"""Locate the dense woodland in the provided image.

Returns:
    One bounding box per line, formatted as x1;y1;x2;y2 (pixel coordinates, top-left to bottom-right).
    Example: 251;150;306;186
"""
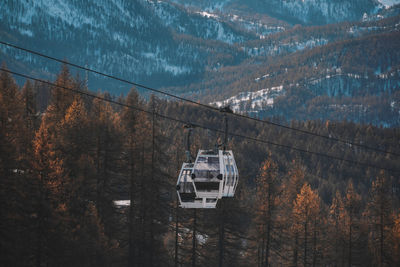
1;65;400;267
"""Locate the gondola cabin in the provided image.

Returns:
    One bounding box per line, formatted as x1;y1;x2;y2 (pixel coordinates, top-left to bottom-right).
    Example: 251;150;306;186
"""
191;150;223;199
176;162;218;208
176;149;239;209
220;150;239;197
191;150;239;199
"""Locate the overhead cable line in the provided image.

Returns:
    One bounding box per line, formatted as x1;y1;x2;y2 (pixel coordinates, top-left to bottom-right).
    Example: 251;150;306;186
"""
2;67;399;174
1;40;399;157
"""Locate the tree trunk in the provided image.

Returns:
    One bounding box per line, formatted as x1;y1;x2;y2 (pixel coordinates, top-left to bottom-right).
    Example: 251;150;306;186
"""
192;209;197;267
128;139;136;267
139;144;146;266
348;223;352;267
36;172;44;267
219;201;225;267
149;103;156;266
380;210;384;267
304;220;308;267
265;188;272;267
312;220;317;267
261;236;265;267
175;148;180;267
265;222;271;267
175;198;179;267
293;234;298;267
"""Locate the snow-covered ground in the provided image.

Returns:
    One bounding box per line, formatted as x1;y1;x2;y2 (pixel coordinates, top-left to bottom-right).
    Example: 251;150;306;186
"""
212;66;400;114
212;85;284;112
114;200;130;207
242;37;328;57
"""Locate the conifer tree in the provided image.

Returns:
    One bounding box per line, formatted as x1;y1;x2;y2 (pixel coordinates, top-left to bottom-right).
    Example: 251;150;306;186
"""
343;181;362;266
390;213;400;265
280;163;305;266
120;88;140;266
0;67;29;266
328;190;346;266
254;158;280;267
21;79;38;143
366;172;394;267
292;183;321;267
90;97;123;243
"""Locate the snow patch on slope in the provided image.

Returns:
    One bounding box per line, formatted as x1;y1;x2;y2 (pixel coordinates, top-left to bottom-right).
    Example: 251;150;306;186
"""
197;11;219;19
212;86;284;112
243;37;328;57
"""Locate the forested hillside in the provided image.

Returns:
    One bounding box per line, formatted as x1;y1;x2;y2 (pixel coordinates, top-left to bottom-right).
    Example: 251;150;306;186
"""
173;22;400;126
1;66;399;266
1;1;400;126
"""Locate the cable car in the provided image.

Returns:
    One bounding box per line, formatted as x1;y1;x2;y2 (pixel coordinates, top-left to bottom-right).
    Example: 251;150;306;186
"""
191;149;239;199
220;149;239;197
176;106;238;209
176;162;219;208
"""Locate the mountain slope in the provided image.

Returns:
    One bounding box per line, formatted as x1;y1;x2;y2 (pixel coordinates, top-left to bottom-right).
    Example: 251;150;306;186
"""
1;0;400;126
165;20;400;126
0;0;251;92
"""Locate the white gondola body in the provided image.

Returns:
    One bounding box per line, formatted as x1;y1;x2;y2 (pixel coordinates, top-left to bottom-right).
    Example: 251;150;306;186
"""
192;150;224;199
176;162;218;208
176;150;239;208
220;150;239;197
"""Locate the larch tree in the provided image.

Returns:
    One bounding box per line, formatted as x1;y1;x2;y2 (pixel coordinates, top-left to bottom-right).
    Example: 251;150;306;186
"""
32;114;57;267
146;95;173;266
90;97;123;242
254;158;280;267
30;67;109;266
292;183;321;267
280;162;305;266
50;64;76;121
0;66;31;266
328;190;346;267
343;181;362;266
50;96;107;266
120;88;140;267
21;79;38;147
390;213;400;265
365;172;394;267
